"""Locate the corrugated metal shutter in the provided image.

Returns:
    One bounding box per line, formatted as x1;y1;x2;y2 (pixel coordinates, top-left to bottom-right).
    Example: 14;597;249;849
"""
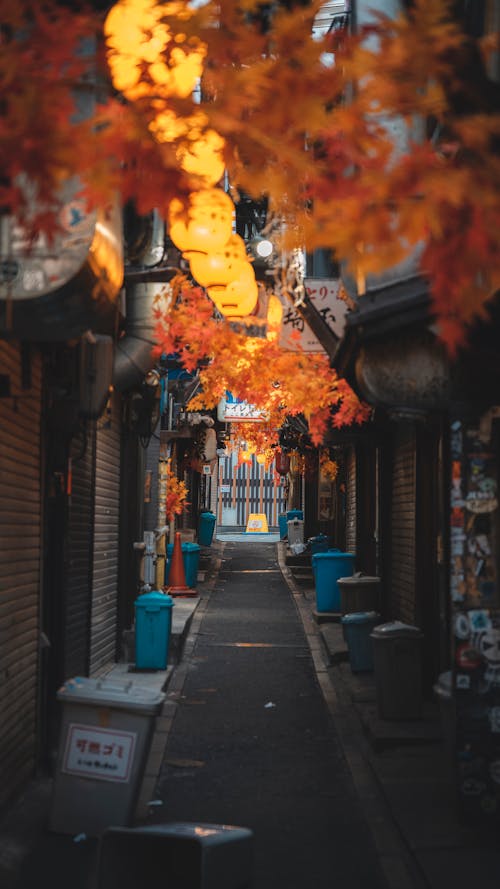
345;447;357;554
390;424;416;624
89;393;121;675
0;341;42;809
64;424;96;678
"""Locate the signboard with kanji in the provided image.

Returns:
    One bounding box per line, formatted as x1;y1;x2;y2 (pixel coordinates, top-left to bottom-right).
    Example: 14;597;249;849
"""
62;724;137;783
278;277;349;352
217;392;267;423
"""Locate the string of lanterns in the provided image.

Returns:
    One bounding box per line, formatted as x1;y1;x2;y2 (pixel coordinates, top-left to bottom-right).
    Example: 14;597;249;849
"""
104;0;276;321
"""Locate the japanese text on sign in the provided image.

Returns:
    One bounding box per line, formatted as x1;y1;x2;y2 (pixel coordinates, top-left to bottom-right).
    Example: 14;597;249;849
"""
279;278;349;352
62;724;136;783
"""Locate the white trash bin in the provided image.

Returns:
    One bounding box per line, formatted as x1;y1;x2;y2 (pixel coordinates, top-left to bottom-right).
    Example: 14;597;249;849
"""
287;519;304;545
49;676;165;836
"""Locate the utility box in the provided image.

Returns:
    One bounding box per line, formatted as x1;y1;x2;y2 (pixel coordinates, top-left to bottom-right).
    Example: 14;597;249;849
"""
96;822;254;889
371;621;424;720
49;677;165;836
337;573;381;615
135;590;174;670
287;518;304;545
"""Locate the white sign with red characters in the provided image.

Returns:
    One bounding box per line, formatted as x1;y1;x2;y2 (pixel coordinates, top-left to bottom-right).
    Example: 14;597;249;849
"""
62;723;136;783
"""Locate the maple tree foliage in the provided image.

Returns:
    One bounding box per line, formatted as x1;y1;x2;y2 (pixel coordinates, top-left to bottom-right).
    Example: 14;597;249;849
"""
1;0;499;350
153;274;372;446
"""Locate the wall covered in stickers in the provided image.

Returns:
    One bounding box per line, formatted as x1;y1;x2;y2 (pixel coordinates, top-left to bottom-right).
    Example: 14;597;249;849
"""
450;416;500;819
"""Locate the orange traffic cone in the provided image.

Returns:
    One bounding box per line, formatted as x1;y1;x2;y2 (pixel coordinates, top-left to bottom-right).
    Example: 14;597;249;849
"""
165;531;197;598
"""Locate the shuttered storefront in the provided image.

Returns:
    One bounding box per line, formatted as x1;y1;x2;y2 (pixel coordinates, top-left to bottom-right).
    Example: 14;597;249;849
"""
390;424;417;624
345;446;357;555
0;342;42;809
89;394;121;675
63;424;96;678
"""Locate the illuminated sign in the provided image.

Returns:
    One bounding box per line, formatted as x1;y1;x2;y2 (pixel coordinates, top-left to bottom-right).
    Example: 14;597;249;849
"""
217;392;267;423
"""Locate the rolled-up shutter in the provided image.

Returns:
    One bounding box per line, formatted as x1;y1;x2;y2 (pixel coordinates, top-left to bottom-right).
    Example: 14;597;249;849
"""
0;341;42;808
390;424;416;624
64;424;96;678
89;393;121;675
345;447;357;555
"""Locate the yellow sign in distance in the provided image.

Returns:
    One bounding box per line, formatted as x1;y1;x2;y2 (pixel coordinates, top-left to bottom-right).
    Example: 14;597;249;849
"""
246;513;269;533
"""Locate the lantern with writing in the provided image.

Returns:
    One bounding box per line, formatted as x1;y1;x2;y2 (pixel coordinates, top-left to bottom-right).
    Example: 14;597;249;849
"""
275;450;290;475
207;263;259;318
187;234;249;288
167;189;234;254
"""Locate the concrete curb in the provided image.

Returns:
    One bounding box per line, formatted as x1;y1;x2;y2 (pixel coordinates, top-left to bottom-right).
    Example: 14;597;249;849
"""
276;541;427;889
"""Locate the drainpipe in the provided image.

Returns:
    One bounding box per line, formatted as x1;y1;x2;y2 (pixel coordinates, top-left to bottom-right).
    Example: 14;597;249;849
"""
113;211;173;392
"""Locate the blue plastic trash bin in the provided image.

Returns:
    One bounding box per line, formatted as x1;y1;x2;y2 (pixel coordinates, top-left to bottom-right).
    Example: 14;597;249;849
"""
286;509;303;522
312;550;355;612
135;591;174;670
278;514;288;540
165;542;201;588
309;534;329;554
341;611;381;672
198;511;216;546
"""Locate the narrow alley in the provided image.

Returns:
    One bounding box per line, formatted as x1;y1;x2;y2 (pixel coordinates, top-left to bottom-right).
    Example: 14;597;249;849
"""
151;539;388;889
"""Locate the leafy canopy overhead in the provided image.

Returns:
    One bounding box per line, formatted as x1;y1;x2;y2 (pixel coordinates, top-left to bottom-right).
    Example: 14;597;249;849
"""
1;0;500;349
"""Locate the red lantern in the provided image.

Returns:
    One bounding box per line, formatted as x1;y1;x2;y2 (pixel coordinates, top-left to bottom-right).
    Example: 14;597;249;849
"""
275;450;290;475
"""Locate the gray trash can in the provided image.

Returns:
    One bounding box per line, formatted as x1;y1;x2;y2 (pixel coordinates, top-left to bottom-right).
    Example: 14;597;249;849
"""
96;822;254;889
49;676;165;836
371;621;423;720
337;573;381;615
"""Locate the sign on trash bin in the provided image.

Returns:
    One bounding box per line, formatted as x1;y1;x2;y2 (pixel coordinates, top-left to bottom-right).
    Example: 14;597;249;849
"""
62;725;136;782
49;677;165;836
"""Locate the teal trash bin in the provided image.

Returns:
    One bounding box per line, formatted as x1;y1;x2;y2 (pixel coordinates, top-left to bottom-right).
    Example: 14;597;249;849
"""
286;509;303;522
278;514;288;539
198;511;216;546
165;542;201;588
312;550;355;612
341;611;381;672
135;591;174;670
309;534;329;554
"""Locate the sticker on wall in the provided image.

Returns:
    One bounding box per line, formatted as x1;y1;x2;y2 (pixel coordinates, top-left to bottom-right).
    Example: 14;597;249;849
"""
488;707;500;733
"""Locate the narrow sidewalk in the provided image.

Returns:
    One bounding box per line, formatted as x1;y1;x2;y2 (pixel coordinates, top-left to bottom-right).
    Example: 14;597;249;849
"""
279;543;500;889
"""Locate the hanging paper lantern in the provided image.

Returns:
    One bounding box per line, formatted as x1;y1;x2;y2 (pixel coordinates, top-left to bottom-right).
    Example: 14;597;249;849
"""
187;234;249;289
266;293;283;341
207;263;259;318
104;0;206;102
177;128;226;187
275;450;290;475
167;189;234;253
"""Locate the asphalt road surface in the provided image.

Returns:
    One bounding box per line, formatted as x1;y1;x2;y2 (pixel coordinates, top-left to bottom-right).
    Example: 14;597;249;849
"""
153;540;388;889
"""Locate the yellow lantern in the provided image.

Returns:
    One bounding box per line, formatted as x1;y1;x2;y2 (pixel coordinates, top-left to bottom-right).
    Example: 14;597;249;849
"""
177;128;226;187
167;189;234;253
207;263;259;318
187;234;249;288
266;293;283;341
104;0;206;102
